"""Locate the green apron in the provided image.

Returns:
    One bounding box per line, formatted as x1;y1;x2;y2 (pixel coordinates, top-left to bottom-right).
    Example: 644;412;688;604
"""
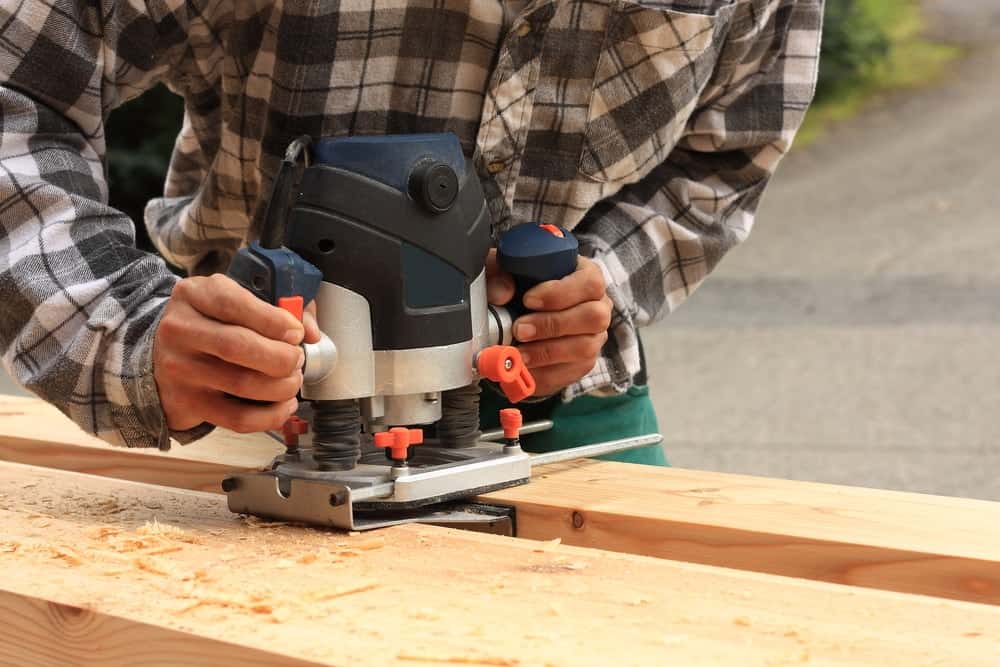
478;385;668;466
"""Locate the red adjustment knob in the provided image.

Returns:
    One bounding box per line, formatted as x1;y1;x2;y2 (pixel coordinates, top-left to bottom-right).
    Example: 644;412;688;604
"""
281;416;309;448
538;223;565;238
374;427;424;462
499;408;522;440
477;346;536;403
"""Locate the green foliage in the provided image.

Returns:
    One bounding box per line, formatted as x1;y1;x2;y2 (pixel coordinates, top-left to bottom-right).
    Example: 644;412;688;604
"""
105;85;184;252
816;0;891;101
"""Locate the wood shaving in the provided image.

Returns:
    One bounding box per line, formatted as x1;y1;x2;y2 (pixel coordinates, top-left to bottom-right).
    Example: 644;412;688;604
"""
49;547;85;566
733;616;751;627
0;541;19;553
352;536;385;551
532;538;561;553
397;654;520;666
243;516;291;529
132;557;171;576
296;552;318;564
142;545;184;557
308;583;379;602
138;518;199;543
89;526;123;540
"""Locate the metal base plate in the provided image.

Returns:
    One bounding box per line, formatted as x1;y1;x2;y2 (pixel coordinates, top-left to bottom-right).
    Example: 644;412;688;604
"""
223;441;531;530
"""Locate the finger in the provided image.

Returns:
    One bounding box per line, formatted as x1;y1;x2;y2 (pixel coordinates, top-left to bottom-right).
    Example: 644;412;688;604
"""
530;361;599;398
522;256;606;311
514;298;612;342
162;353;303;402
485;249;515;306
201;393;299;434
160;383;298;433
159;305;304;378
518;332;608;369
303;302;321;344
174;274;304;345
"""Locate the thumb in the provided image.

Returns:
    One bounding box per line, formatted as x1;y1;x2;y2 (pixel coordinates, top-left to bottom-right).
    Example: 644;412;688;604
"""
303;302;321;344
485;249;515;305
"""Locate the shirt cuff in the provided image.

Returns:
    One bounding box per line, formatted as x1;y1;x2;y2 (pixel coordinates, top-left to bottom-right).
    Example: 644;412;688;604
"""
562;255;642;402
112;297;215;450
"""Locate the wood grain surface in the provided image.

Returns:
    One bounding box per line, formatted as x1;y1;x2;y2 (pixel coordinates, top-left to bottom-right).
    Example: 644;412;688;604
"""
2;461;998;666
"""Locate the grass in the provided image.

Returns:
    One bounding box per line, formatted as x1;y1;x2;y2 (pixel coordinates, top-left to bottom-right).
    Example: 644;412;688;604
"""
796;1;962;146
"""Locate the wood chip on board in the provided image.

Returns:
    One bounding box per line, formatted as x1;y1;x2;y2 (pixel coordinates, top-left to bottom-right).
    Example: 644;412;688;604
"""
397;654;520;665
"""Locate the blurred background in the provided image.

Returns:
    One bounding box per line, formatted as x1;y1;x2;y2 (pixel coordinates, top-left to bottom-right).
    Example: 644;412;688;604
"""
2;0;997;499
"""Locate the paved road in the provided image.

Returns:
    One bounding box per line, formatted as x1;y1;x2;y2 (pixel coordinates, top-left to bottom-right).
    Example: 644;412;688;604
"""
644;0;1000;500
4;2;998;500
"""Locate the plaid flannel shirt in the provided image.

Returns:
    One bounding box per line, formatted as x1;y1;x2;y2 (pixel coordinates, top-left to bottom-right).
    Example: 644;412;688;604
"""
0;0;823;448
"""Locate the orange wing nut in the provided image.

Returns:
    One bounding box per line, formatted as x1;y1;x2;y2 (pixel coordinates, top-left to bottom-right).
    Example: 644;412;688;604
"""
374;427;424;461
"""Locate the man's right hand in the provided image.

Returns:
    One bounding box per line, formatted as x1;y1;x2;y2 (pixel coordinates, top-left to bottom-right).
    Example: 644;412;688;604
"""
153;274;306;433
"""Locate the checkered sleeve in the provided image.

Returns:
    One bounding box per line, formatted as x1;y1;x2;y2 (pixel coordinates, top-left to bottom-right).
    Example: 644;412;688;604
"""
567;0;823;399
0;1;195;448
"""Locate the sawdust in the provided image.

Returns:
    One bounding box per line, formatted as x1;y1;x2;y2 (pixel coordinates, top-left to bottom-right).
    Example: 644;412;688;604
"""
137;518;200;543
397;654;520;665
242;516;292;529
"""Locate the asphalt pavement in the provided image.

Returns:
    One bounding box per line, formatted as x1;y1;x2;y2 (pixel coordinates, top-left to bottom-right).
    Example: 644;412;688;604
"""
643;0;1000;500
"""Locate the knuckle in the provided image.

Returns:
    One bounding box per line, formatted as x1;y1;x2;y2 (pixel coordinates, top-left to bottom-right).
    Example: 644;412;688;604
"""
158;352;185;377
586;270;606;297
279;345;303;376
541;313;561;338
228;411;256;434
157;311;183;339
269;411;290;431
584;334;605;358
214;331;246;362
208;273;232;290
591;301;612;329
229;370;255;399
531;343;553;366
172;278;195;300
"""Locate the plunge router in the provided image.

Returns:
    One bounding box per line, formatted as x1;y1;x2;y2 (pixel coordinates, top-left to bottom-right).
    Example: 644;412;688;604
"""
222;134;660;532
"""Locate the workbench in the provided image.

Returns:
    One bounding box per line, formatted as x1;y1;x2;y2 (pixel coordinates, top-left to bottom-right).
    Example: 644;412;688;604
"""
2;394;998;666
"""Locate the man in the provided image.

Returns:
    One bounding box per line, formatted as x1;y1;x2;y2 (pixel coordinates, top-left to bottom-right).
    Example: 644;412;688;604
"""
0;1;823;462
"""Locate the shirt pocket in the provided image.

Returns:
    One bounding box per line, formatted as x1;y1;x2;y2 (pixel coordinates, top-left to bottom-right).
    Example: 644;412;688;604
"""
579;0;733;184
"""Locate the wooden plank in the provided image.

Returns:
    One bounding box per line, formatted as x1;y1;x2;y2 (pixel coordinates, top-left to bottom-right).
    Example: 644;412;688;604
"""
0;591;320;667
4;395;1000;605
2;461;998;666
488;460;1000;605
0;395;278;493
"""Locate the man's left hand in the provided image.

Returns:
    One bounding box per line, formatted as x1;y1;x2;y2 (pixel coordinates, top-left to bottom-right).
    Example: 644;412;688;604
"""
486;250;612;397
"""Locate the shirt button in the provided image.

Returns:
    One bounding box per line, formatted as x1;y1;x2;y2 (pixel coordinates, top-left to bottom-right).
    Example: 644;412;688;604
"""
487;160;507;174
516;22;532;37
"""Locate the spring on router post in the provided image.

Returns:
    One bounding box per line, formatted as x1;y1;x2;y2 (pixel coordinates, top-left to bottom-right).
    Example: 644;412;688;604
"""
311;399;362;470
436;383;482;448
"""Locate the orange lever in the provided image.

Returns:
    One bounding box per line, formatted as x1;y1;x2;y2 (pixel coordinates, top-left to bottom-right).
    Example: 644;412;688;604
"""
477;346;536;403
277;295;305;321
374;427;424;462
